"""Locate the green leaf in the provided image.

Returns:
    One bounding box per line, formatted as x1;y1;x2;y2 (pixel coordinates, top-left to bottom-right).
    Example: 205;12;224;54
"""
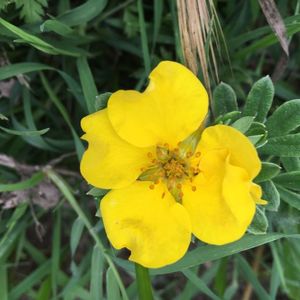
281;157;300;172
255;162;281;183
182;269;221;300
247;207;268;234
215;111;241;125
0;18;81;56
106;266;121;300
76;57;98;114
273;171;300;191
243;76;274;122
266;99;300;137
0;125;49;136
212;82;238;118
259;133;300;156
0;172;44;192
231;116;255;133
90;246;105;300
152;233;300;275
87;187;109;197
15;0;48;23
70;218;85;256
0;265;8;300
276;185;300;211
57;0;108;27
261;181;280;212
236;255;271;300
6;202;28;230
95;92;112;111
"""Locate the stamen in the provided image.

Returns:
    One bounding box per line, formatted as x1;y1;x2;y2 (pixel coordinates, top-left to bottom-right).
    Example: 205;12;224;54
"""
154;179;160;185
195;151;201;157
179;191;184;198
176;183;182;189
163;143;169;148
186;151;193;158
192;186;197;192
149;184;155;190
161;192;165;199
151;159;157;164
147;152;153;158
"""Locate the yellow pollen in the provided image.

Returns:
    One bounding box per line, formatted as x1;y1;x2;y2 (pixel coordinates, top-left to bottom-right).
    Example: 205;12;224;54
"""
195;151;201;157
151;159;157;164
163;143;169;148
154;179;160;184
147;152;153;158
176;183;182;189
192;186;197;192
149;184;155;190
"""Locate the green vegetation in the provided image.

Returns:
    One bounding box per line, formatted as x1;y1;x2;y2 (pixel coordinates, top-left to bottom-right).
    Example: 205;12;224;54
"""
0;1;300;299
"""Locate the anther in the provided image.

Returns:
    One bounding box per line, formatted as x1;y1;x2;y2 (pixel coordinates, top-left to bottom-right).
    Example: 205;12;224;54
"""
186;151;193;158
176;183;182;189
147;152;153;158
179;191;184;198
154;179;160;184
151;159;157;163
192;186;197;192
161;192;165;199
163;143;169;148
149;184;155;190
195;151;201;157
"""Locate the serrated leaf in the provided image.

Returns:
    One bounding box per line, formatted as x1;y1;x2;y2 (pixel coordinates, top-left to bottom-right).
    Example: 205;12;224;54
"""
260;180;280;211
15;0;48;23
212;82;238;118
95;92;112;111
255;162;281;183
273;171;300;191
266;99;300;137
248;206;268;234
259;133;300;156
243;76;274;122
231;116;255;133
276;185;300;211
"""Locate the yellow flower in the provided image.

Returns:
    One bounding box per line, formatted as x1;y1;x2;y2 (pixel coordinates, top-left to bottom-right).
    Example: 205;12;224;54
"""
80;61;266;268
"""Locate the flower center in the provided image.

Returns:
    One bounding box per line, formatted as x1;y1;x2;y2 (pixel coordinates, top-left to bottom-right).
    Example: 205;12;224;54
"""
139;143;201;202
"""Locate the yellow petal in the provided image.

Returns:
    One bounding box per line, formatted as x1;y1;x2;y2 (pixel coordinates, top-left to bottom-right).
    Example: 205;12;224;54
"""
100;181;191;268
108;61;208;148
80;109;152;189
182;150;255;245
198;125;261;179
250;183;268;205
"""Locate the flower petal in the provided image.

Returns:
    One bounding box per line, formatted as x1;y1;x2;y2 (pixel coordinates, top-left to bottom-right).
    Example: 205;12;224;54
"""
100;181;191;268
80;109;152;189
198;125;261;179
250;183;268;205
182;150;255;245
108;61;208;148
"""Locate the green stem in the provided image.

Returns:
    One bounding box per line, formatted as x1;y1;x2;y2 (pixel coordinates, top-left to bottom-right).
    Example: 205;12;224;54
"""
135;263;154;300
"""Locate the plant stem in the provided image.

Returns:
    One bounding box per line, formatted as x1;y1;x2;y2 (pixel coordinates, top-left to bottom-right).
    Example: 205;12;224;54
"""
135;263;154;300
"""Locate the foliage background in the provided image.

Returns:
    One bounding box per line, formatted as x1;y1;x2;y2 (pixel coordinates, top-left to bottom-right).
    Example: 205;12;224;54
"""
0;0;300;299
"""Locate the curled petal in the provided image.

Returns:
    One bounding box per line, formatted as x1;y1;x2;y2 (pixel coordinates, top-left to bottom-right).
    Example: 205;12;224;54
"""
80;109;152;189
183;150;255;245
108;61;208;148
197;125;261;179
100;181;191;268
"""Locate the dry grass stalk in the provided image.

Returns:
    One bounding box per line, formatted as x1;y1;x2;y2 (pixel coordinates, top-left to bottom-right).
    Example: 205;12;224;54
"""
177;0;224;100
